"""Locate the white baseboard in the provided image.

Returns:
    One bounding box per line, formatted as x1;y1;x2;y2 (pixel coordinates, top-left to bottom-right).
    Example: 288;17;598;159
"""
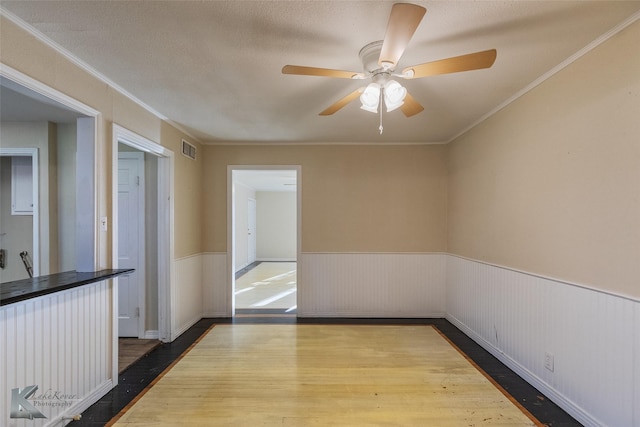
171;314;202;342
446;314;600;427
144;330;159;339
445;255;637;427
45;379;114;427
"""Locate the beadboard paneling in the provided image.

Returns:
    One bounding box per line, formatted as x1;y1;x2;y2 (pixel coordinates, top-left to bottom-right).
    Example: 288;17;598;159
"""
0;280;113;427
173;254;204;340
299;253;446;317
202;253;229;317
446;255;639;427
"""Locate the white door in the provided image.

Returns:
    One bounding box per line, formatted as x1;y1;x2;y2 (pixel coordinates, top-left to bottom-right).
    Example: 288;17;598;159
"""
248;198;257;264
118;152;145;337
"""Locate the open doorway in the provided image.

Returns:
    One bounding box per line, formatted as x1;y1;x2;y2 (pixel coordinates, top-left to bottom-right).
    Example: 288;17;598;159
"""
229;167;300;316
112;124;174;349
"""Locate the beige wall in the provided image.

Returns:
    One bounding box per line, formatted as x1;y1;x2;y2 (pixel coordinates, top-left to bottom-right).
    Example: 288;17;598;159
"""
163;122;203;258
0;157;33;281
1;15;205;265
0;122;60;277
447;20;640;298
203;144;448;253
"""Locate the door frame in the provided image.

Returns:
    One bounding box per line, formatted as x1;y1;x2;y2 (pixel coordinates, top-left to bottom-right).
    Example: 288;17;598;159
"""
116;151;146;338
1;63;100;274
0;148;39;277
112;124;175;347
227;165;301;316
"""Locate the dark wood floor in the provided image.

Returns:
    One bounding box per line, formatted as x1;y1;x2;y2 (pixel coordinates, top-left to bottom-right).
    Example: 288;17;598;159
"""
71;317;582;427
118;338;160;373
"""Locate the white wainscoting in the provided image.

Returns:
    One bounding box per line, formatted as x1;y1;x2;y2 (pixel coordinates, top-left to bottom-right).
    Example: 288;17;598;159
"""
0;280;114;427
202;252;229;317
299;253;446;317
446;255;639;427
173;254;204;340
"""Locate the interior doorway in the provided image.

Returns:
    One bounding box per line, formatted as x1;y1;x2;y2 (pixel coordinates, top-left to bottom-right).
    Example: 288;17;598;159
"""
1;68;99;279
117;151;146;337
112;125;174;343
229;167;301;316
0;149;38;281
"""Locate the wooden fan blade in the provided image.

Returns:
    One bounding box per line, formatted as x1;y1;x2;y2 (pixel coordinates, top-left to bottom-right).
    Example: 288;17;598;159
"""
282;65;362;79
378;3;426;68
319;88;363;116
402;49;497;79
400;92;424;117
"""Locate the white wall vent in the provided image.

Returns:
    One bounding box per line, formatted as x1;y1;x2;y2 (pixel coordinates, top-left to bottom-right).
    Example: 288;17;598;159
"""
181;139;196;160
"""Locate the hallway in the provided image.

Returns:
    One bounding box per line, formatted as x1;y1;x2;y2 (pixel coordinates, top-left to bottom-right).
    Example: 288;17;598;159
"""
235;262;297;313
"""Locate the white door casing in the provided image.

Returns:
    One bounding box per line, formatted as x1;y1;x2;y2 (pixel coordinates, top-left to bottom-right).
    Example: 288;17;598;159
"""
112;123;174;353
117;152;145;338
228;166;301;316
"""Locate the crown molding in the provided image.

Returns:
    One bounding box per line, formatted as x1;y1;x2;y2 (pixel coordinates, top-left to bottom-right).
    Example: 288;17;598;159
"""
0;7;202;142
447;8;640;144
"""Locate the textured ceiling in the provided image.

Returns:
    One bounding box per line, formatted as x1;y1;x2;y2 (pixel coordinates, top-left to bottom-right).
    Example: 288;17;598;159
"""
1;1;639;144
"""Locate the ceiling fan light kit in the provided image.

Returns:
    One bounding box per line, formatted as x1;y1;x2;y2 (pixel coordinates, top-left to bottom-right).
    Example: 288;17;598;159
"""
282;2;497;133
359;83;381;113
383;80;407;112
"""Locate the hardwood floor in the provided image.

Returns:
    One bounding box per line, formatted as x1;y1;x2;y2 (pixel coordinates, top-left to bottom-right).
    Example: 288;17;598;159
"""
72;318;581;427
118;339;161;373
110;325;540;426
235;262;297;311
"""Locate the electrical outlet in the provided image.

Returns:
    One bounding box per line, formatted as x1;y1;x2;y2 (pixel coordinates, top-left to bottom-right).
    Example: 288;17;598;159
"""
544;352;554;372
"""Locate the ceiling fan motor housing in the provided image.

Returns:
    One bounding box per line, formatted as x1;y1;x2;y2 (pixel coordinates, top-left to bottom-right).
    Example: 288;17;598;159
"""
359;40;387;73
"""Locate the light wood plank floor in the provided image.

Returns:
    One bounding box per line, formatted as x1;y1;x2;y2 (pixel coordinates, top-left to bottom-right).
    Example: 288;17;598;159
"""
110;325;540;426
235;262;297;310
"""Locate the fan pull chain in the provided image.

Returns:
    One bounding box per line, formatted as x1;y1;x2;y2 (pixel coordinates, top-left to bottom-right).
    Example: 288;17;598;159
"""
379;90;384;134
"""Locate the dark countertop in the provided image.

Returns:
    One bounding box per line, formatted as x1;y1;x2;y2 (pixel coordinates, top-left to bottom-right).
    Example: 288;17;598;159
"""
1;269;134;306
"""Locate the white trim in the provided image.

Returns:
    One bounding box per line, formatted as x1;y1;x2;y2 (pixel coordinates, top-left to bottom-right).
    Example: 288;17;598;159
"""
228;165;302;317
301;251;447;255
0;63;99;117
0;11;154;116
0;8;201;142
144;330;160;340
446;314;600;427
205;140;448;146
112;124;175;348
171;314;202;342
447;9;640;144
174;253;204;262
0;64;100;276
46;379;114;427
158;158;175;343
448;253;640;304
3;6;638;148
0;148;39;277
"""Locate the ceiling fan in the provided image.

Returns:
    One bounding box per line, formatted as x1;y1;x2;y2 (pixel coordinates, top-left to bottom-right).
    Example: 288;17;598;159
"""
282;3;497;126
